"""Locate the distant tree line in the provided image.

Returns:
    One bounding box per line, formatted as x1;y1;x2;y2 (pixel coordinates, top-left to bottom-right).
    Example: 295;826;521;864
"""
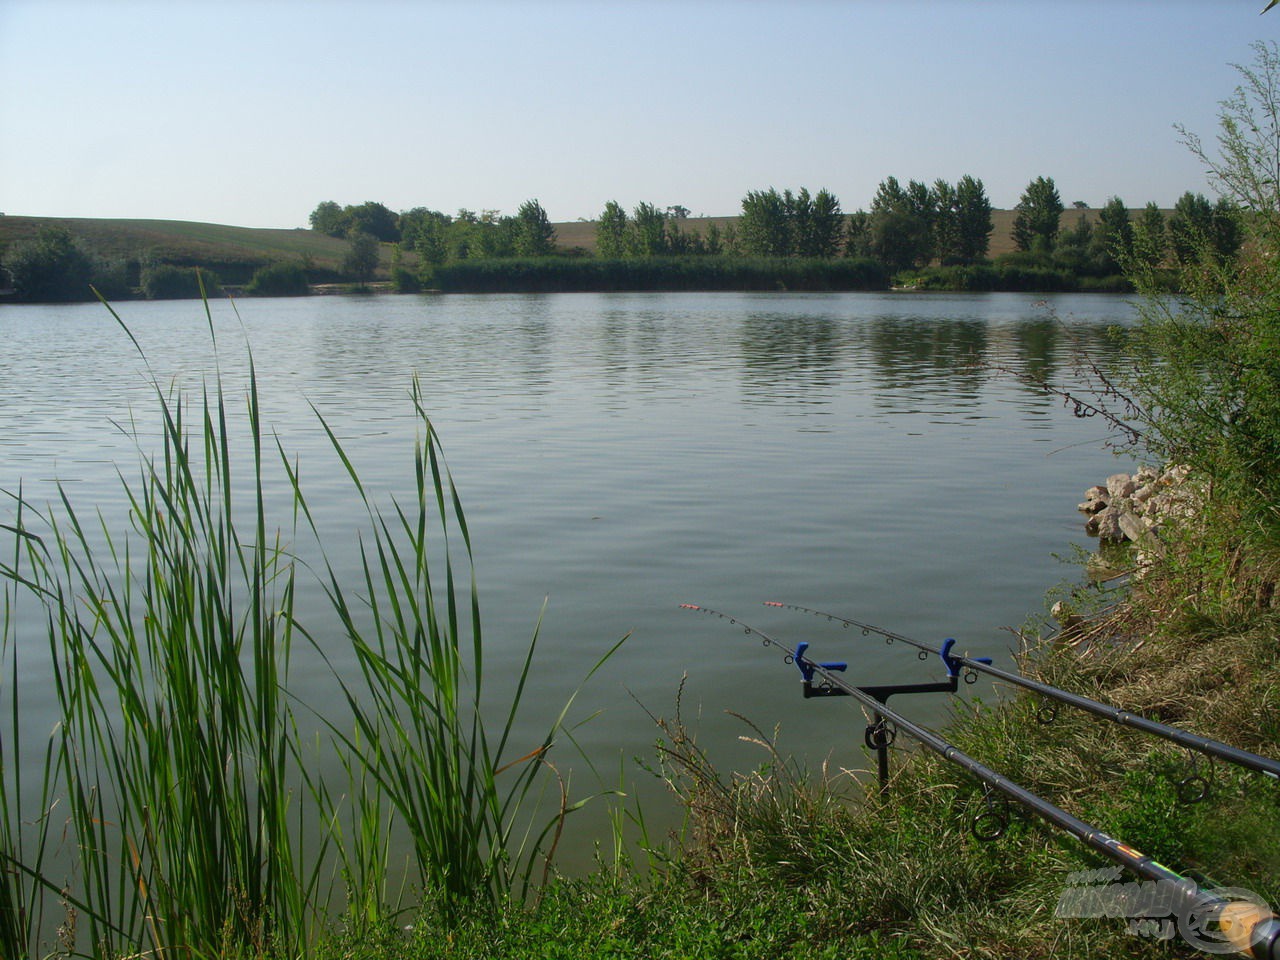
307;198;558;291
0;175;1246;302
588;176;1243;293
296;175;1245;294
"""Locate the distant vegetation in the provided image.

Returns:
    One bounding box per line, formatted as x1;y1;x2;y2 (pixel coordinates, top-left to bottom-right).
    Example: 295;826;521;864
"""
0;176;1242;301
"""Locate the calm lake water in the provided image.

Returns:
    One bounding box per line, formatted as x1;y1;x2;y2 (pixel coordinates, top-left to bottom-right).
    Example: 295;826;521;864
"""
1;290;1137;863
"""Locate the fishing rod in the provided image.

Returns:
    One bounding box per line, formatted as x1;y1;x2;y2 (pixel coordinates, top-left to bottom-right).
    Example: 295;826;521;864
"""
681;603;1280;960
766;601;1280;784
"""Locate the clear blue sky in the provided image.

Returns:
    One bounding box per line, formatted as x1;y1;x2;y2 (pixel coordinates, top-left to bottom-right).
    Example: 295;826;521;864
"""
2;0;1277;228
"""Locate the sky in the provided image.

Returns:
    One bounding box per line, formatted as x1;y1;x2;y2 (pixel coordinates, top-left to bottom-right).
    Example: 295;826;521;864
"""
2;0;1278;229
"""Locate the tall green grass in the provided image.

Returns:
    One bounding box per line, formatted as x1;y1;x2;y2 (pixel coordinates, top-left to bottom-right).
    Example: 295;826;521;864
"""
0;293;618;957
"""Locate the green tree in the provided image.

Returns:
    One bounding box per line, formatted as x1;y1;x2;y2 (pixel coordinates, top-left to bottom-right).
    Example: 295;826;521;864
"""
1131;202;1168;272
739;188;792;256
1167;192;1241;268
410;211;451;266
398;207;449;249
1012;176;1064;253
703;221;724;256
931;179;959;264
309;200;348;238
4;227;94;302
596;201;629;258
342;231;381;284
953;175;993;263
628;202;669;256
515;199;556;257
795;188;844;258
346;201;400;243
1095;196;1134;273
844;210;871;258
867;177;932;271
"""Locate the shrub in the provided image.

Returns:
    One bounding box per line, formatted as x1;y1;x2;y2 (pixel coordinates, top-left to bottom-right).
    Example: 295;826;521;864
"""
4;227;95;302
245;260;310;296
139;263;220;299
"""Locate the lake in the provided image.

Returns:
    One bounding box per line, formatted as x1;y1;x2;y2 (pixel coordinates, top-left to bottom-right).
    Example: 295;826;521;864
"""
0;290;1137;865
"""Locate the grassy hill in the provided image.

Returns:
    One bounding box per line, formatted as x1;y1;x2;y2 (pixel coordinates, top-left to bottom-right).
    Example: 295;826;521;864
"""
0;216;361;284
0;207;1127;286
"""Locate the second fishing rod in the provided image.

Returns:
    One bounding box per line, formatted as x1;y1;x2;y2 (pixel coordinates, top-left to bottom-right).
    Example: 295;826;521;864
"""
766;601;1280;783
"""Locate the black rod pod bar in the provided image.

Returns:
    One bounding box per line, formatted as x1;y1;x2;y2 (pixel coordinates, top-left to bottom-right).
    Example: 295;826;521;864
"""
765;602;1280;782
681;603;1280;960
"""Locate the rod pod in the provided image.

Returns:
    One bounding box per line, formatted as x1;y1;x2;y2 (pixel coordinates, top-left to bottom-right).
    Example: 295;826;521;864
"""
682;604;1280;960
767;602;1280;782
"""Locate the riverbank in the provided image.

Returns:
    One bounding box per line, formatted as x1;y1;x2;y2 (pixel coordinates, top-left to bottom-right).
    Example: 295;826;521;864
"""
305;470;1280;959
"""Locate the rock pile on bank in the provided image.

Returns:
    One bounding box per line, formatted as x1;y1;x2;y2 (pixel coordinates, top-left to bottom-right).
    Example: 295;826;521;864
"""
1077;464;1200;559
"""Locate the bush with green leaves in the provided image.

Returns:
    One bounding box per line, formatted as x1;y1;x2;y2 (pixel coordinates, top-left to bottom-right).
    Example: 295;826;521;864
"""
1121;42;1280;551
246;260;310;296
139;262;220;299
3;226;95;301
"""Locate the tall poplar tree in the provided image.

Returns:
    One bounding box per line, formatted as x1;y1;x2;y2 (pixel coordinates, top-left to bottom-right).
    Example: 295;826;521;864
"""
1012;176;1064;252
739;188;793;256
953;174;993;263
515;199;556;257
596;201;629;258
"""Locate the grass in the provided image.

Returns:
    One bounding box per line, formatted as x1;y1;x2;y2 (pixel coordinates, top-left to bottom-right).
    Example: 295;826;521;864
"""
0;291;620;958
0;216;359;279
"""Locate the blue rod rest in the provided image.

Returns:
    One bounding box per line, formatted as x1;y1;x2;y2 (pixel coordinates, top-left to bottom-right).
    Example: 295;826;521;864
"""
792;641;847;682
940;637;993;678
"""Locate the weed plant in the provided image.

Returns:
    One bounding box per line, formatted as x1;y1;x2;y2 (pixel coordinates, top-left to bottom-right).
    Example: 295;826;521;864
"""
0;290;617;958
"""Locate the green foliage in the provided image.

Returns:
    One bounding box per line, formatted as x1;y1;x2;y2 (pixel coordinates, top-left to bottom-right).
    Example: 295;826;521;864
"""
628;201;670;256
139;262;220;299
309;199;347;237
738;188;793;256
867;177;933;271
515;199;556;256
309;200;400;242
1096;195;1134;272
0;307;619;956
246;260;310;296
736;187;843;258
798;188;845;258
1012;176;1064;252
390;243;421;292
952;174;993;263
595;200;628;258
346;200;400;242
1168;191;1242;267
4;226;95;301
342;230;381;284
1113;45;1280;549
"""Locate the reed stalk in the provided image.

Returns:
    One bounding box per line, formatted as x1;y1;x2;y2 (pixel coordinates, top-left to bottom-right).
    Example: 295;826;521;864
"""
289;376;623;911
0;291;619;956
